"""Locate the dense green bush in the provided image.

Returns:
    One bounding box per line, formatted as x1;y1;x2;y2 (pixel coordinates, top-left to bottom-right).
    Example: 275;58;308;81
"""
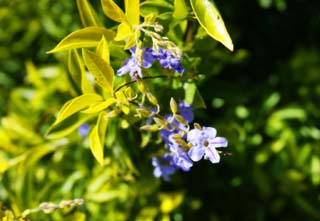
0;0;319;221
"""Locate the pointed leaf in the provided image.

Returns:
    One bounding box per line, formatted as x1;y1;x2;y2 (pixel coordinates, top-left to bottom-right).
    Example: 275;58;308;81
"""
184;82;206;108
125;0;140;25
96;36;110;64
190;0;233;51
101;0;126;22
77;0;102;27
114;22;133;41
68;49;95;94
82;97;116;114
89;112;108;164
83;49;114;93
46;114;93;139
54;94;103;126
173;0;189;19
47;27;115;53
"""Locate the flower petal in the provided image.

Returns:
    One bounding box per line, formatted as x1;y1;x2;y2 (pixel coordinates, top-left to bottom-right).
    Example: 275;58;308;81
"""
187;128;201;142
202;127;217;139
204;147;220;164
175;152;193;171
188;146;205;162
210;137;228;148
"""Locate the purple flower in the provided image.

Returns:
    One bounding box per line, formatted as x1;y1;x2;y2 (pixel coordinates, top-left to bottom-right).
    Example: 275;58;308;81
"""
160;101;194;143
152;48;184;73
178;102;194;123
168;135;193;171
152;155;177;181
187;127;228;164
117;46;185;79
78;124;90;138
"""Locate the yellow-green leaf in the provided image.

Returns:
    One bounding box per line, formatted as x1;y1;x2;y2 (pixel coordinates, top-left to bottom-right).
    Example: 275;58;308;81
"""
125;0;140;25
114;22;133;41
101;0;126;22
124;34;137;49
54;94;103;126
82;97;116;114
77;0;102;27
47;27;115;53
184;82;206;108
96;36;110;64
46;115;93;139
89;112;108;164
68;49;95;94
190;0;233;51
68;49;82;86
173;0;189;19
83;49;114;93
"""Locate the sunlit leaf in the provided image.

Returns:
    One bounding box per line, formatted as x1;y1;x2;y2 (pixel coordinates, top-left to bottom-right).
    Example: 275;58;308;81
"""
25;61;43;87
101;0;126;22
124;34;137;49
76;0;102;27
89;112;108;164
125;0;140;25
183;82;206;108
46;114;93;139
114;22;133;41
96;36;110;64
83;49;114;93
159;192;184;213
82;97;116;114
190;0;233;51
53;94;103;126
68;49;95;94
47;27;115;53
173;0;189;19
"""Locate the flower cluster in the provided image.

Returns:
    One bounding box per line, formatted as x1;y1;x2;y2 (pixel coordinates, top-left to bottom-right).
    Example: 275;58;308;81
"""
117;46;184;80
152;102;228;181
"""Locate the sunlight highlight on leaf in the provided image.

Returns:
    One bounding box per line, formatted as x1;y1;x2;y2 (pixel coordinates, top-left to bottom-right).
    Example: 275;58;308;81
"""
190;0;233;51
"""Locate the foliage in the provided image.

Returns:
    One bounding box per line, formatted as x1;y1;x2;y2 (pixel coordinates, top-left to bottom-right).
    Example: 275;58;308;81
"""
1;0;320;221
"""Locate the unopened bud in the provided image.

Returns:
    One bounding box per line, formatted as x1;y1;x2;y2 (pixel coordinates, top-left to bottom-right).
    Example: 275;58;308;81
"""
194;123;202;130
170;97;178;114
153;117;167;129
140;125;159;132
146;92;158;105
174;114;188;125
136;108;151;117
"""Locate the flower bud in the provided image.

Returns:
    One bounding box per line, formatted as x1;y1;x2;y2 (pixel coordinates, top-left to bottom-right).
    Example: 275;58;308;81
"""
146;92;158;105
136;108;152;117
140;125;159;132
170;97;178;114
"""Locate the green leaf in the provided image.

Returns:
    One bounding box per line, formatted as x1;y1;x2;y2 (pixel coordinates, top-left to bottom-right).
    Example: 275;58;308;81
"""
190;0;233;51
125;0;140;25
184;82;206;108
101;0;126;22
76;0;102;27
46;114;93;139
140;1;173;17
96;36;110;64
173;0;189;19
53;94;103;126
47;27;115;53
89;112;108;164
68;49;95;94
82;97;116;114
83;49;114;93
114;22;133;41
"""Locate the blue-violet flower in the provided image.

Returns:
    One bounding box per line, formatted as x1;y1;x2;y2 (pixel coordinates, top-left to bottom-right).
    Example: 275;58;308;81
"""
187;127;228;164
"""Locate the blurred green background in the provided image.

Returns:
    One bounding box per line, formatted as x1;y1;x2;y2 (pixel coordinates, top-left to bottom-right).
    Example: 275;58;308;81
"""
0;0;319;220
